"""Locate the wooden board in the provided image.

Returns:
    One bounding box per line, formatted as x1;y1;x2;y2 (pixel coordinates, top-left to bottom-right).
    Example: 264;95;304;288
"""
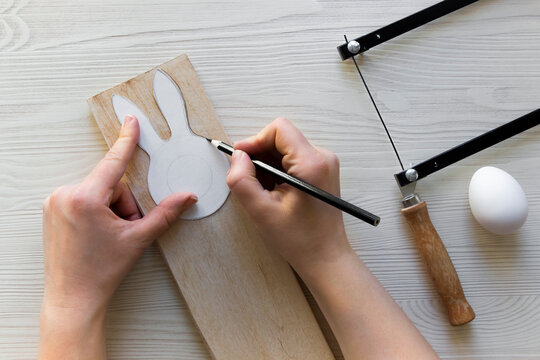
87;54;334;359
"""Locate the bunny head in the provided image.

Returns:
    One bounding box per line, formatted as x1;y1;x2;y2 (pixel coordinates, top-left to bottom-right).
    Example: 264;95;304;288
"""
112;69;230;220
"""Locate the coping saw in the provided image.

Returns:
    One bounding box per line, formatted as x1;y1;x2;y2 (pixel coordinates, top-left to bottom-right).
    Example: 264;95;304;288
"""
339;0;540;326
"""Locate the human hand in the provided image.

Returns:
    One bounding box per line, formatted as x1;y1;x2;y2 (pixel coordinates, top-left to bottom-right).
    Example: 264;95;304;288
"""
227;118;439;360
39;115;196;359
226;117;352;275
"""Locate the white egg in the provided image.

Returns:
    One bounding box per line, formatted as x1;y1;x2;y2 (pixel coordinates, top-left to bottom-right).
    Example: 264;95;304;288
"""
468;166;528;235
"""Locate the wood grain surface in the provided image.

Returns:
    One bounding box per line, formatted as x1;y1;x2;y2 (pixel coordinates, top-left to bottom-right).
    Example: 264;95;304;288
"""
88;54;334;359
1;0;540;359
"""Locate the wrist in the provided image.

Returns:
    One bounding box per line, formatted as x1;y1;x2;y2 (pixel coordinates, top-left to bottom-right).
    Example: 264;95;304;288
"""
41;297;106;324
40;299;107;340
42;281;110;317
291;232;356;283
39;301;107;359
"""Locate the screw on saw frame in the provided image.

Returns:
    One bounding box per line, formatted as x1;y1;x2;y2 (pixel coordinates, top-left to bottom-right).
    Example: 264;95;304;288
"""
347;40;361;55
405;168;419;182
337;0;479;60
344;35;405;171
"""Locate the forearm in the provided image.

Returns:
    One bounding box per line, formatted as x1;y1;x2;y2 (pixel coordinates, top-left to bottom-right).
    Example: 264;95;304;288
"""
38;303;107;360
296;247;439;360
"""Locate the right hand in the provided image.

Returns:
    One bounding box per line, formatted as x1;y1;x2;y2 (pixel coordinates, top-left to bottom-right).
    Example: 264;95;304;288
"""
229;118;440;360
226;118;353;274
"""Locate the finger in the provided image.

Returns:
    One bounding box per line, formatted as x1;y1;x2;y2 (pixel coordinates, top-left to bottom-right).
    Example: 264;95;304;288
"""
126;192;197;246
233;117;316;172
43;195;51;212
314;146;341;195
315;147;340;176
234;135;282;163
110;181;142;220
85;115;139;197
227;149;278;220
235;118;317;175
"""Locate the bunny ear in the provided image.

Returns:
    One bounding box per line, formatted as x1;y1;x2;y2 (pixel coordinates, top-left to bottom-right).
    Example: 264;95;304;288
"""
153;69;192;138
112;95;163;155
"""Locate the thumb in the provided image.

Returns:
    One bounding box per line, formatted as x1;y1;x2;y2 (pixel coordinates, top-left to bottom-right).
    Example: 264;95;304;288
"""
128;192;197;246
227;150;273;218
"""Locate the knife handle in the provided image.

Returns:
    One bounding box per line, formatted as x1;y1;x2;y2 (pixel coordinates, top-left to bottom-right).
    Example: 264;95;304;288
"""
401;201;475;326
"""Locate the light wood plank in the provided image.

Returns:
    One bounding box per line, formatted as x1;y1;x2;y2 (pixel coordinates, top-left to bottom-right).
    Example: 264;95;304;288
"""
88;54;334;359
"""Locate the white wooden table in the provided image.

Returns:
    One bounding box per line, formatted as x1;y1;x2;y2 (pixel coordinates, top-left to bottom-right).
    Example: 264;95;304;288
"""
1;0;540;358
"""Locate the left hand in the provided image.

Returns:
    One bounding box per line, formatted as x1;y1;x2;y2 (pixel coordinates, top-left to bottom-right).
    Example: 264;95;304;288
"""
39;115;197;359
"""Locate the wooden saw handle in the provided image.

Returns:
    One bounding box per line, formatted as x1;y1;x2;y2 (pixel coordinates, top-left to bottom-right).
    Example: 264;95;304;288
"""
401;201;475;326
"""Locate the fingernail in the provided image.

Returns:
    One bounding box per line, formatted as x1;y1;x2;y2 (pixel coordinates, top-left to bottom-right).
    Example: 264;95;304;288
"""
233;137;250;149
123;114;135;127
188;194;198;205
234;149;246;159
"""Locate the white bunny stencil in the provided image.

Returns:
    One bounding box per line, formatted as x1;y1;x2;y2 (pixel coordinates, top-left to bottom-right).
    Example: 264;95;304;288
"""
112;69;230;220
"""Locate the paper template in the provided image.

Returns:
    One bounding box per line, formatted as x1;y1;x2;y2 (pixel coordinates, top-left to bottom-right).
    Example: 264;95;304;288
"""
112;69;230;220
